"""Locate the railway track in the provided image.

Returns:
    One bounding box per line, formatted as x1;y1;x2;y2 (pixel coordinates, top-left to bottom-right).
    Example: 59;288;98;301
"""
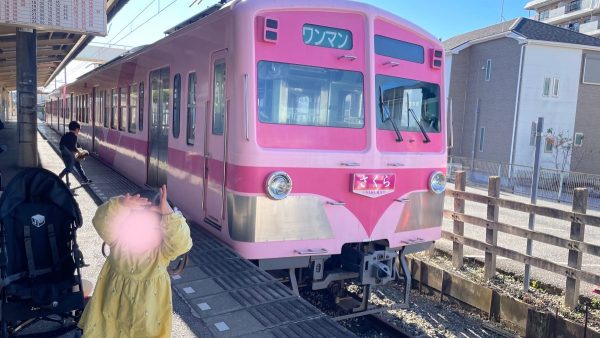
362;314;418;338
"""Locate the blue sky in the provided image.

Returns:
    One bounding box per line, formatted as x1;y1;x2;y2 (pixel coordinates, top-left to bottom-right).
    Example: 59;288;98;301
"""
91;0;532;48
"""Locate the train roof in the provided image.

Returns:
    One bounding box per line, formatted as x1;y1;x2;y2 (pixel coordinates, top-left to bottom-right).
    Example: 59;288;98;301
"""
72;0;440;84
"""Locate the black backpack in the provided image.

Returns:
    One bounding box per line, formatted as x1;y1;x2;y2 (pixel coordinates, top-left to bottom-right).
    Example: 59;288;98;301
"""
0;168;85;306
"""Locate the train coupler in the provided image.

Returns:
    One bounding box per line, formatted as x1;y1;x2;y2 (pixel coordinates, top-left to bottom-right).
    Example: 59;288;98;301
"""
341;246;397;286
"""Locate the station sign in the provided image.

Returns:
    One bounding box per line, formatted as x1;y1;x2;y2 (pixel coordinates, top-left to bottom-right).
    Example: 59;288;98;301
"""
0;0;107;36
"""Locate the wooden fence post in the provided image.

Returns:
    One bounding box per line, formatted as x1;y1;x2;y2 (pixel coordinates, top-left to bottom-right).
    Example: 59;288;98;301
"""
565;188;588;309
485;176;500;280
453;171;466;269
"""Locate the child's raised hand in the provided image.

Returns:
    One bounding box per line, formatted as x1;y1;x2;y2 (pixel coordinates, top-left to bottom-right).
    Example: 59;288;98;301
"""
159;185;174;216
120;193;151;210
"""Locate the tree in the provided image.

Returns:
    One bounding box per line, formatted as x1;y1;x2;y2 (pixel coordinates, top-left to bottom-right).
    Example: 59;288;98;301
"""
543;128;573;172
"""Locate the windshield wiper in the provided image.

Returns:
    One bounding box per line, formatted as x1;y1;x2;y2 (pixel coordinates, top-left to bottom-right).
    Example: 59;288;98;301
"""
378;86;403;142
405;93;431;143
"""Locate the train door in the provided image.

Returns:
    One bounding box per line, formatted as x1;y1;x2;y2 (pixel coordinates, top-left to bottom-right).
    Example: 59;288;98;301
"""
147;67;171;188
203;50;228;227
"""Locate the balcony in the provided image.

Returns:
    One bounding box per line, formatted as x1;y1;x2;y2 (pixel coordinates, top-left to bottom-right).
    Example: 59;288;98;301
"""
580;20;600;34
547;6;566;19
540;0;600;25
525;0;560;10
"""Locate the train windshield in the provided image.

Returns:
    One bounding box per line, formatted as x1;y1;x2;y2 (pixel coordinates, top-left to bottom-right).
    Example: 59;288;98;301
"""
376;75;440;133
257;61;364;128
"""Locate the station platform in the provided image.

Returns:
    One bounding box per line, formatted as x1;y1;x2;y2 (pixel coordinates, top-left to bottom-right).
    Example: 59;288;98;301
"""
0;119;355;337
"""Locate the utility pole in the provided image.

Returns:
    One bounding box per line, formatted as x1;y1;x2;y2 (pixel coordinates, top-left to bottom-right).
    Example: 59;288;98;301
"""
524;117;543;291
16;28;38;168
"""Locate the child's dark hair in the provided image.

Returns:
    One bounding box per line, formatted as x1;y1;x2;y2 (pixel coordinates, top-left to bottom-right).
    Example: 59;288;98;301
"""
68;121;81;131
133;188;161;206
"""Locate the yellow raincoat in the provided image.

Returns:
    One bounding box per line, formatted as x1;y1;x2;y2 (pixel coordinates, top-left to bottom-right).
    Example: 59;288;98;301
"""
78;197;193;337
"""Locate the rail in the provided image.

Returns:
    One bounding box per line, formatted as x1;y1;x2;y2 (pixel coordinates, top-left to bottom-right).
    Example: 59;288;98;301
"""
444;171;600;309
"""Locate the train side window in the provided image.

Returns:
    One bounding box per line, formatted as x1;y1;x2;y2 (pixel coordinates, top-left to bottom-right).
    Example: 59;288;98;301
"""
105;91;110;128
129;84;138;133
111;89;117;129
103;91;108;127
173;74;181;138
68;96;72;121
86;94;90;123
95;90;101;124
186;72;197;145
139;82;144;132
120;87;127;131
212;60;226;135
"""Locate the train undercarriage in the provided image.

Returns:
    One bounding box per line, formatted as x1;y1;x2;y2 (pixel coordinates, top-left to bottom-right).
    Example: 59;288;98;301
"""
257;241;433;319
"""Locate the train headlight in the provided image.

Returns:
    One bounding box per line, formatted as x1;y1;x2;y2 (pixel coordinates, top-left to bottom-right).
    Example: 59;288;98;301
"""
265;171;292;200
428;171;447;194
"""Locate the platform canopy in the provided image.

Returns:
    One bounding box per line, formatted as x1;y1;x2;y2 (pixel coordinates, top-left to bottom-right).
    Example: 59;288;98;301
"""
0;0;129;91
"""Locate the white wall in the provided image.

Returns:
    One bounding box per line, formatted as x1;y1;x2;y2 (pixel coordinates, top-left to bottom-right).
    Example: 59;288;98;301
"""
513;44;582;171
444;53;453;105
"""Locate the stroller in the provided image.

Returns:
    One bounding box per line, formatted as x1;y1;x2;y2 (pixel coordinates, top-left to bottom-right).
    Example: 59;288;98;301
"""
0;168;86;337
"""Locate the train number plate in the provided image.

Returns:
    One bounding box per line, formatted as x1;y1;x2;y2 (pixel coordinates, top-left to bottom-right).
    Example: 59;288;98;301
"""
352;173;396;198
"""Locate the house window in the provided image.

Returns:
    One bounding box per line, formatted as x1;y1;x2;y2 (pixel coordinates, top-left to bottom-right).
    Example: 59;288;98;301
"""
552;78;560;97
543;78;551;96
567;22;580;32
539;10;549;20
187;72;197;145
567;0;581;13
485;59;492;81
530;121;537;146
479;127;485;152
574;132;584;147
583;53;600;85
545;138;554;153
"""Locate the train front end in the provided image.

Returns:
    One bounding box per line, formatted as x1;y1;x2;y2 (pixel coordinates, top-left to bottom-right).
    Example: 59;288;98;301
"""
228;0;446;302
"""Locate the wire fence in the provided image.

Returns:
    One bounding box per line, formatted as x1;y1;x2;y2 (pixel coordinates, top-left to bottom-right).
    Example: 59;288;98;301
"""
447;156;600;210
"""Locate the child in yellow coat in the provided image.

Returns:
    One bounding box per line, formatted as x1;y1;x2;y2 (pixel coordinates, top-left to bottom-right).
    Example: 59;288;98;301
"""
78;185;192;337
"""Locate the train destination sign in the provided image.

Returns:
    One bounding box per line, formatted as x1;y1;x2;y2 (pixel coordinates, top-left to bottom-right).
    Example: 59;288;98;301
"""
352;173;396;198
1;0;107;36
303;24;352;50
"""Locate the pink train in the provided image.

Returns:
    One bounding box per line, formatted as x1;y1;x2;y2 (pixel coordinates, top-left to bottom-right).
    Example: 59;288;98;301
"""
46;0;447;310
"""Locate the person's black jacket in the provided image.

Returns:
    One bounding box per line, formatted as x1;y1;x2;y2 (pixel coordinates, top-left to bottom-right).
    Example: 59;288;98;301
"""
59;132;78;152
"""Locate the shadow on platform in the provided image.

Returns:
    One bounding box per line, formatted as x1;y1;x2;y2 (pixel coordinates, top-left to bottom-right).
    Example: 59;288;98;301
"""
0;119;27;189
